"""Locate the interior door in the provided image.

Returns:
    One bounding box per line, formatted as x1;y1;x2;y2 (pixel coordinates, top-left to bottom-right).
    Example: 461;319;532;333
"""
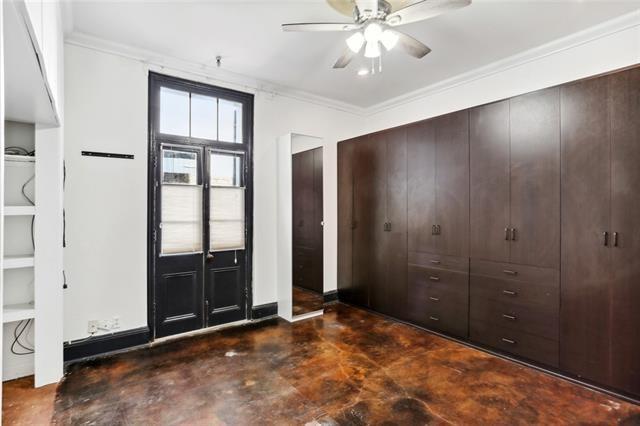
610;67;640;395
205;150;248;326
470;100;510;262
560;76;611;385
509;88;560;268
353;134;385;308
408;121;437;255
155;146;205;337
435;111;469;258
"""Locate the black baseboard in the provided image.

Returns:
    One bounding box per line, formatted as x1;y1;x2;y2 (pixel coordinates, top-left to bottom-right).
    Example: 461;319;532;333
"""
323;290;339;304
251;302;278;320
64;326;150;362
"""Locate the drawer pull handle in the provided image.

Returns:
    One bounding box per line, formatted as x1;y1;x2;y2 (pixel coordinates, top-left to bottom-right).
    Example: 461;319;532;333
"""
502;290;517;296
502;314;517;321
429;296;440;302
429;276;440;282
503;269;518;276
429;316;440;321
501;338;516;345
430;260;441;265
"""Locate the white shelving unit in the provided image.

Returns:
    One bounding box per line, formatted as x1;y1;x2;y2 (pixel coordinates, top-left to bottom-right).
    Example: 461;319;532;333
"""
2;0;64;393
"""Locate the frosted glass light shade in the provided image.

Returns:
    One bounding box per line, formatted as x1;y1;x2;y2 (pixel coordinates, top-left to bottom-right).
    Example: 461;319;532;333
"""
381;30;399;50
346;32;365;53
364;40;381;58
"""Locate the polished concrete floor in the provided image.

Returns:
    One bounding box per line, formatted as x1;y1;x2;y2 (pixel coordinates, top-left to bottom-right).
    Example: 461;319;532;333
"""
3;303;640;425
292;286;324;316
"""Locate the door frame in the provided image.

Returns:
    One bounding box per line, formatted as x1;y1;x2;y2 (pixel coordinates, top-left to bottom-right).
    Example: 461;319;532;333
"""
147;72;254;340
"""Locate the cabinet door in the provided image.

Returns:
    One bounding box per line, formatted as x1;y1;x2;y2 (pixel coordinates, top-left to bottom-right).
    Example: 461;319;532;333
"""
560;76;611;385
407;121;437;255
435;110;469;258
470;100;510;262
509;88;560;268
384;127;408;319
352;135;386;308
337;139;355;300
312;147;324;294
610;67;640;396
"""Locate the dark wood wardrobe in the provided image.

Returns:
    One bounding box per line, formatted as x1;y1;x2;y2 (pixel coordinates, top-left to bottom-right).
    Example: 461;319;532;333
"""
292;147;323;294
337;65;640;400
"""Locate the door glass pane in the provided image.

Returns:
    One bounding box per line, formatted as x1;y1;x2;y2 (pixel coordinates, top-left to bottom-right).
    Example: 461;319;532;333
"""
191;94;218;140
159;87;189;137
218;99;243;143
210;152;242;186
162;150;198;184
161;149;202;254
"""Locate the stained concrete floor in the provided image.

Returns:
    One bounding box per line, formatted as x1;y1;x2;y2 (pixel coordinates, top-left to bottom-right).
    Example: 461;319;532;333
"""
3;303;640;425
292;286;324;317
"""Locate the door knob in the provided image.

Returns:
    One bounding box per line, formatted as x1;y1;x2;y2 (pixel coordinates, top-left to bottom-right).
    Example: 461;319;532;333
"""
207;252;214;261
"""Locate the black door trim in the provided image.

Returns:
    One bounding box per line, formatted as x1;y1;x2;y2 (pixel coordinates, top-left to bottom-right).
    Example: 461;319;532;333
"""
147;71;254;341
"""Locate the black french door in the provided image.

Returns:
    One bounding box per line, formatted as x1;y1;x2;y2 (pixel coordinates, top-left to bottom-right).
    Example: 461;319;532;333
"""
148;73;253;339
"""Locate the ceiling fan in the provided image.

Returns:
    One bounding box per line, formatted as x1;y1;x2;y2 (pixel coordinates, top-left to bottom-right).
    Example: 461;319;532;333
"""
282;0;471;72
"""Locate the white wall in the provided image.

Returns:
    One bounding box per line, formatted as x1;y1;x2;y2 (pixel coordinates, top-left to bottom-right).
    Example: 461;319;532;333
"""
361;15;640;133
63;43;364;341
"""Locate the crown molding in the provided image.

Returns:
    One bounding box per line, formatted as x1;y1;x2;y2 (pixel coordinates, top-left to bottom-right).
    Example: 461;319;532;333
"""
65;9;640;119
365;9;640;115
64;32;368;116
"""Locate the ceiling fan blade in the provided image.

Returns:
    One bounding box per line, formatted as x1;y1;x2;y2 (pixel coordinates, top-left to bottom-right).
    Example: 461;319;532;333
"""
282;22;359;32
395;30;431;58
326;0;357;17
333;48;357;69
386;0;471;26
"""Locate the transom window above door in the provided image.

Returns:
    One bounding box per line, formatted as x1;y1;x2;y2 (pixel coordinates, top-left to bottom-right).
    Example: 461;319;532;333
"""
159;86;243;143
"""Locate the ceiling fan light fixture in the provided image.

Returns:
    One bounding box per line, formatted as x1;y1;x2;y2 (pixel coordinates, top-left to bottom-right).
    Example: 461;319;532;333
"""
363;22;383;43
364;40;381;58
346;31;365;53
380;29;399;50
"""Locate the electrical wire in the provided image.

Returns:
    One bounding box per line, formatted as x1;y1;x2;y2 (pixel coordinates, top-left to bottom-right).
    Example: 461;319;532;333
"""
11;319;35;355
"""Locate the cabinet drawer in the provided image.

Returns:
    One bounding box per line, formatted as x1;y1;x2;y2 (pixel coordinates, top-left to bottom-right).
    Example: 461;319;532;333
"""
470;296;558;340
408;265;469;299
421;302;468;338
470;320;559;367
470;259;559;284
409;252;469;273
470;274;559;310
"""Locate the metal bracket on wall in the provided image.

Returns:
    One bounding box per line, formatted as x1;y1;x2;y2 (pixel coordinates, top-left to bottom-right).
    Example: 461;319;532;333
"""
81;151;134;160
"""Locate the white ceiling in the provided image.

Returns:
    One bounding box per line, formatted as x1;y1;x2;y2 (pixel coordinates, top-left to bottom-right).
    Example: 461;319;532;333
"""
67;0;640;108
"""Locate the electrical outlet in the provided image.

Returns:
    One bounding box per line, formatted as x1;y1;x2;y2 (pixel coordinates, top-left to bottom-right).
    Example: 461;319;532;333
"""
88;320;99;334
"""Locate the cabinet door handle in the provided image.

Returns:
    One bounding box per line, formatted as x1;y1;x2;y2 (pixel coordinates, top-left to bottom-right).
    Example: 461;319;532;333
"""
502;289;517;296
388;222;392;231
613;232;619;247
430;260;441;265
505;228;511;241
510;228;516;241
603;231;609;246
503;269;518;276
502;314;517;321
429;296;440;302
436;225;441;235
429;316;440;322
429;276;440;282
501;338;516;345
431;225;436;235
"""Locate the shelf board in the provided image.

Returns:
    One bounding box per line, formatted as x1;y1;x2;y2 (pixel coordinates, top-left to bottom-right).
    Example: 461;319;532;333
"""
4;206;36;216
3;255;35;270
3;303;36;323
4;154;36;163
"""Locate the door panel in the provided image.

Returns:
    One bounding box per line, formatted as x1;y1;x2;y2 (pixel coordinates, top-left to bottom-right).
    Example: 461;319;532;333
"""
352;135;386;308
509;88;560;268
407;121;437;255
610;67;640;395
435;110;469;258
560;76;611;385
337;140;355;300
156;259;203;337
470;100;510;262
384;127;408;319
